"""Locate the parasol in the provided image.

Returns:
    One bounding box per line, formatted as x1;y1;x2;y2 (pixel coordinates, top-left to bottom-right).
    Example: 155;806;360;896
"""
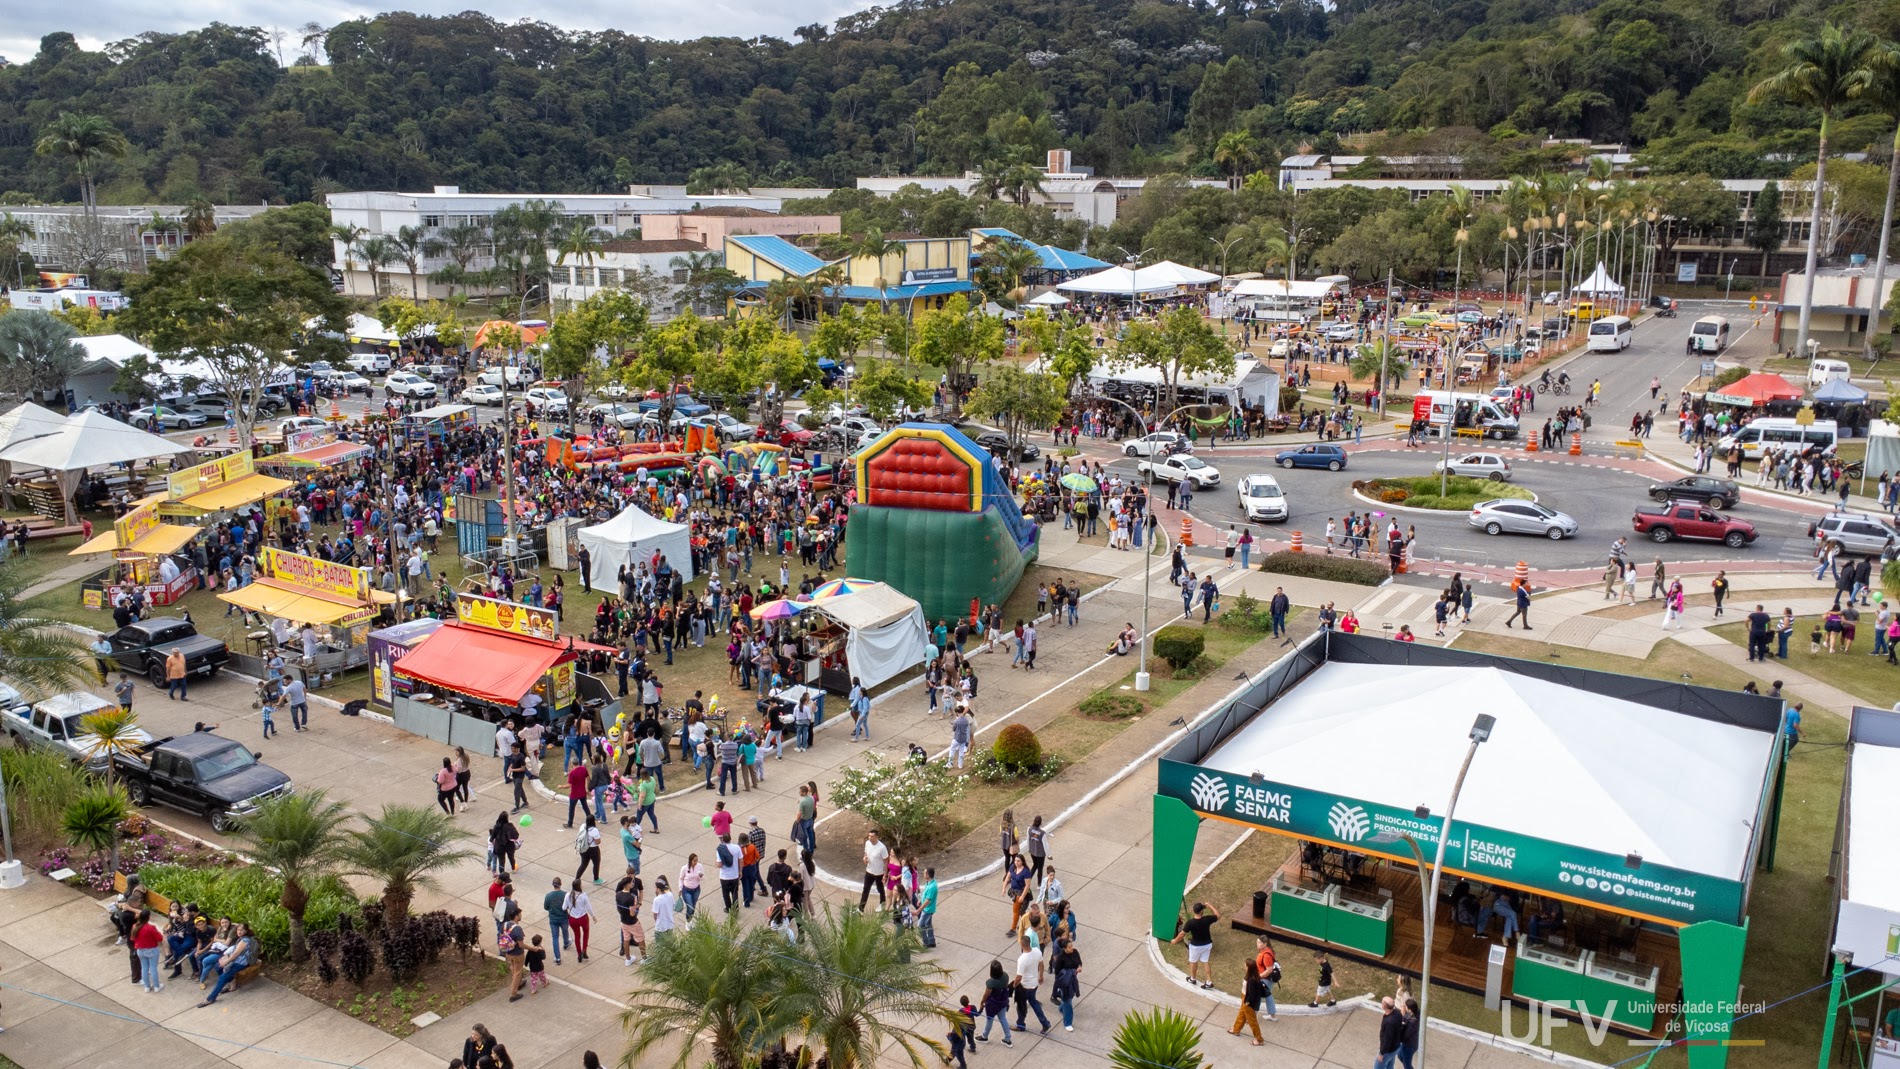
810;577;877;599
1059;473;1099;493
749;598;806;621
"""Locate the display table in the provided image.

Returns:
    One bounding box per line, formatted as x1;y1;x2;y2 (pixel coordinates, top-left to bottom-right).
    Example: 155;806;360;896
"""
1512;937;1587;1008
1269;872;1334;942
1579;953;1659;1030
1328;887;1393;955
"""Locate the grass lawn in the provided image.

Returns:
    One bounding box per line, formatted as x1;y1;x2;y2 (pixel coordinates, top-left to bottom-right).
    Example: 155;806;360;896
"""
1171;629;1839;1067
1710;616;1900;710
1365;475;1534;512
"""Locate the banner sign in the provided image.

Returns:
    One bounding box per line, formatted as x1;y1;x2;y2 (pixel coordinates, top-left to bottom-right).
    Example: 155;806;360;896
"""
1704;392;1754;407
1157;760;1744;927
114;501;160;548
901;267;958;285
167;450;256;499
258;545;371;602
455;592;559;642
286;427;334;452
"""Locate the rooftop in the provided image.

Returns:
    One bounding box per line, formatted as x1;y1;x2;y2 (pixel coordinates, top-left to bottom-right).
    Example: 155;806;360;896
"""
599;238;709;254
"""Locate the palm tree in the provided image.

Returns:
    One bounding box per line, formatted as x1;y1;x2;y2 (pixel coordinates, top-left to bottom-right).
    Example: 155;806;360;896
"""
388;225;430;298
427;221;489;299
981;240;1042;297
233;790;352;962
0;559;89;701
62;783;130;877
1213;130;1258;184
329;222;367;275
785;906;953;1069
1858;45;1900;358
339;804;475;927
763;277;803;330
1110;1009;1205;1069
0;212;33;285
1750;24;1881;358
34;113;130;215
813;262;849;319
851;227;905;315
555;218;610;303
619;911;801;1069
1443;184;1475;305
181;198;217;240
353;236;397;298
671;250;725;315
76;709;145;788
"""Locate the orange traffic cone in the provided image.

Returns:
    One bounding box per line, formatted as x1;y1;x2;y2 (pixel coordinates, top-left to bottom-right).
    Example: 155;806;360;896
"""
227;425;238;445
1180;517;1194;547
1569;432;1582;456
330;399;343;422
1525;437;1538;453
1514;560;1529;586
1396;542;1408;574
1289;530;1304;553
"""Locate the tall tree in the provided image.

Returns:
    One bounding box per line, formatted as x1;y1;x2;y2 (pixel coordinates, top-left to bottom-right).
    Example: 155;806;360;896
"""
912;294;1006;414
619;911;802;1069
1859;47;1900;358
968;366;1066;455
352;236;396;297
33;113;128;215
230;790;352;962
848;228;905;315
0;311;86;402
786;906;953;1069
1114;306;1229;413
554;218;609;303
1749;181;1786;278
388;225;429;298
339;804;475;927
1749;24;1880;357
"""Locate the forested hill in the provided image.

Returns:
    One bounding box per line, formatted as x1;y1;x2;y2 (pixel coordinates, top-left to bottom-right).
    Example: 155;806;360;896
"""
0;0;1891;207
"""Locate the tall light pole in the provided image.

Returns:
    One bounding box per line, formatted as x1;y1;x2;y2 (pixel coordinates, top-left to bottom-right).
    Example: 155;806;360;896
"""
1090;390;1163;691
1211;235;1245;335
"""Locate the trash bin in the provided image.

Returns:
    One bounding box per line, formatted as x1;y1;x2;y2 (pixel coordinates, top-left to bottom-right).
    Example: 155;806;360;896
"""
1253;890;1268;920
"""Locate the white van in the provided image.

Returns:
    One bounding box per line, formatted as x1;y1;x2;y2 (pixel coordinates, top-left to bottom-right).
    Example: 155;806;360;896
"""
1809;358;1851;387
1416;389;1520;440
1689;316;1730;353
1586;315;1634;351
1718;418;1839;458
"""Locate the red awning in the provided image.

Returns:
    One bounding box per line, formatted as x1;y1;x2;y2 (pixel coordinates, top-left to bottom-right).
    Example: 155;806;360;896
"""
1720;373;1803;405
392;622;568;705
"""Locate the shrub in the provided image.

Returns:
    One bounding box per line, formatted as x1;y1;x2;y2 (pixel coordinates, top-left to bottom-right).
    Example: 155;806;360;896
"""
0;748;89;837
138;862;361;962
969;749;1067;784
992;724;1043;768
1710;365;1748;390
1217;592;1275;634
1152;626;1205;670
1078;692;1145;719
1377;486;1410;503
1259;550;1389;585
828;752;968;852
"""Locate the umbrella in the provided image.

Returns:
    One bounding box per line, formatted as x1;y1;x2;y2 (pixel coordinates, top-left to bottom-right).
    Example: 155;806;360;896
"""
810;577;878;599
749;598;805;621
1059;473;1098;493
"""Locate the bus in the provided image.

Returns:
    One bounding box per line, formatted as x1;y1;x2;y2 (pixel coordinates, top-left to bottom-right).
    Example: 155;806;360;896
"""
1689;316;1730;354
1586;315;1634;351
1716;418;1838;459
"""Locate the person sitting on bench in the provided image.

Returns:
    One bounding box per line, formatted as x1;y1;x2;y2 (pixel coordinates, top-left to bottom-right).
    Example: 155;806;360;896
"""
197;922;258;1007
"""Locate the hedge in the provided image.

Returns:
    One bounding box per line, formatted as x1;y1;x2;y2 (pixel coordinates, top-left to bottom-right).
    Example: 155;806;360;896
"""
992;724;1044;769
1151;626;1205;670
1259;550;1390;585
138;863;362;962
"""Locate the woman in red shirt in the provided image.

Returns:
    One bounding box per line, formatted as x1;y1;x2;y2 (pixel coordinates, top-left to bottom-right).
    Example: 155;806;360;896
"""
132;909;166;992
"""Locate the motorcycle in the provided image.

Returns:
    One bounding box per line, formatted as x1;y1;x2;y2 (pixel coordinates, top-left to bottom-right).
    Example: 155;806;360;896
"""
1656;306;1677;318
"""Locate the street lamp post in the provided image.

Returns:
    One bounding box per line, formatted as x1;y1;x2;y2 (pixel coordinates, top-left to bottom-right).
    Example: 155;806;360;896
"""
1089;390;1158;691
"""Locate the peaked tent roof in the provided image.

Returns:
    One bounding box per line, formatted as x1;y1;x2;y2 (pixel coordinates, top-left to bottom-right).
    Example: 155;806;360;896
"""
0;408;188;471
1027;291;1071;306
73;334;155;366
1142;260;1221;285
1718;372;1804;404
1035;244;1110;272
0;402;68;453
1056;265;1185;295
1814;377;1869;402
1572;261;1625;294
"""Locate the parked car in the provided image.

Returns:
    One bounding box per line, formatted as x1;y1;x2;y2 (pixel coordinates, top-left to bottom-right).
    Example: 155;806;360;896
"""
1321;323;1358;342
187;390;284;418
971;431;1038;461
1236;473;1289;522
1811;514;1900;557
2;692;154;773
1139;453;1221;488
384;371;438;398
412;363;458;382
1647;476;1740;510
1632;504;1757;547
589;402;644;429
699;413;758;442
1274;444;1348;471
126;405;207;431
828;415;883;440
1398;311;1439;328
115;732;293;833
461;383;506;406
1455;310;1484;324
335;372;374;394
279;416;328;435
1122;431;1190;458
523;387;569;415
102;616;229;687
345;352;391;373
476;366;530;388
1433;452;1514;482
1468;499;1578;539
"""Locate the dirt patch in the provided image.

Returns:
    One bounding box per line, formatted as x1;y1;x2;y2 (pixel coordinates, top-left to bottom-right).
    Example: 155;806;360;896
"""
266;951;509;1038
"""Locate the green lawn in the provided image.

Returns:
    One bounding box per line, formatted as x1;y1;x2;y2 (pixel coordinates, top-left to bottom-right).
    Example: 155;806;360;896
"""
1710;616;1900;710
1366;474;1534;512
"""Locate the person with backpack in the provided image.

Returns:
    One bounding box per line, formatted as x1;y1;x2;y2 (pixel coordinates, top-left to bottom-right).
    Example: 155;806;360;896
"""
739;822;764;907
573;816;603;886
500;905;528;1002
977;960;1015;1047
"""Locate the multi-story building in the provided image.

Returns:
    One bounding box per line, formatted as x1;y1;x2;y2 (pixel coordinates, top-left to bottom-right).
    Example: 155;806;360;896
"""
545;239;711;319
1;203;270;273
856;150;1223;228
722;232;974;318
639;207;838;249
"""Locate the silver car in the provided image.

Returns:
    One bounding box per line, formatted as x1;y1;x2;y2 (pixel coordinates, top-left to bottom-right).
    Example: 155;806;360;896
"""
1813;514;1899;557
1469;499;1578;540
1434;452;1514;482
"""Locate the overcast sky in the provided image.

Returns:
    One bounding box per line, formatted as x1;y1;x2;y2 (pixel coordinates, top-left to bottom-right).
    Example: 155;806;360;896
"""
2;0;868;69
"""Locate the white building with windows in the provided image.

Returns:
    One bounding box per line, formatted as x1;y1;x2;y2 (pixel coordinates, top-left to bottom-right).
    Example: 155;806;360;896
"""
1;203;270;274
545;239;712;320
855;150;1222;228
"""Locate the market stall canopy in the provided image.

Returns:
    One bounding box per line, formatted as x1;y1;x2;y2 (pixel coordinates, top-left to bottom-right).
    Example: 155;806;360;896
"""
1571;262;1625;294
1835;708;1900;975
1142;261;1221;286
393;622;568;705
162;452;292;516
0;401;69;510
70;522;197;558
1056;266;1177;295
472;321;547;349
217;580;395;625
577;504;695;591
258;441;374;468
0;408;188;471
1026;291;1071;307
1709;372;1802;406
1813;377;1869;403
980;301;1022;320
802;581;931;689
409;403;475;422
1230;278;1340;300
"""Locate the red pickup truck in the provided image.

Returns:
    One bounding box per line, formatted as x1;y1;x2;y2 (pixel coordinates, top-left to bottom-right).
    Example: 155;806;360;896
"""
1631;503;1758;547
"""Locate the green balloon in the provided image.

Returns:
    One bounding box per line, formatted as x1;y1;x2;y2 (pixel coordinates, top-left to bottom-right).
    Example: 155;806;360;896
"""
519;814;533;827
703;815;713;827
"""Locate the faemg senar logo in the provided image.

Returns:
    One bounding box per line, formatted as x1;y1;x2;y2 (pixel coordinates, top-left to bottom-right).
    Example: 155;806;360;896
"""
1188;772;1231;813
1327;801;1372;843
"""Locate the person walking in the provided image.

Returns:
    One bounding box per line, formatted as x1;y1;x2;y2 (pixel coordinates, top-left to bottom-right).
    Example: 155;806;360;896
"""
620;813;643;876
1269;587;1289;637
1711;570;1730;618
132;909;165;992
1503;578;1531;630
1025;815;1048;882
564;881;593;963
859;830;889;911
506;743;530;813
565;760;591;828
1229;958;1267;1045
453;746;472;804
1398;997;1421;1069
500;906;528;1001
543;878;571;965
1012;934;1053;1035
1374;997;1405;1069
573;815;603;885
489;811;519;873
978;960;1015;1047
919;866;940;949
435;758;459;814
716;833;743;912
165;647;189;701
1650;559;1668;600
1049;933;1082;1031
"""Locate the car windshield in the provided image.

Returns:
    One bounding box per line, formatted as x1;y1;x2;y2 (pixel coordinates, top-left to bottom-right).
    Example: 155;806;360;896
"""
1178;457;1206;469
1246;483;1282;498
193;743;257;780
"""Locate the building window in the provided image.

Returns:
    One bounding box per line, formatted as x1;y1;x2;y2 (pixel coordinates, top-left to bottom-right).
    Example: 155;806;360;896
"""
673;268;689;284
423;215;443;228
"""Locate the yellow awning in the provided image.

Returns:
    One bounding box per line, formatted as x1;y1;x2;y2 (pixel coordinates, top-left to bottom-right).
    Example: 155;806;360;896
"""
69;523;200;558
168;473;294;515
218;583;370;626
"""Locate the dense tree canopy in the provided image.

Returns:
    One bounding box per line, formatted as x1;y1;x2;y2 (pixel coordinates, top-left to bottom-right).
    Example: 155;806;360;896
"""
3;0;1898;207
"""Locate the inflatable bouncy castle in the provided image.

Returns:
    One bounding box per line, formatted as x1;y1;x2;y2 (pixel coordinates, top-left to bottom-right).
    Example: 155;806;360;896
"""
845;423;1038;623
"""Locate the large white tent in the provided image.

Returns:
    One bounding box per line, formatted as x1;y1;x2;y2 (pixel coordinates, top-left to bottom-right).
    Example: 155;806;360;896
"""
0;408;189;523
1572;261;1625;295
804;582;930;689
1836;708;1900;976
1026;291;1071;307
576;504;694;590
1056;260;1221;295
1231;278;1341;300
1199;660;1772;877
0;402;68;510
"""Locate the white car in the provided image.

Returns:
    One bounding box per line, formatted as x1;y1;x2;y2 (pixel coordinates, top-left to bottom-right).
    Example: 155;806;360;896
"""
829;414;882;439
280;415;328;435
589;402;643;429
1321;323;1358;342
523;387;569;415
1236;474;1289;522
127;405;207;430
335;372;373;394
384;371;438;398
698;413;757;441
1434;452;1515;482
477;366;531;388
1122;431;1189;458
1139;453;1220;488
461;383;505;406
345;352;391;373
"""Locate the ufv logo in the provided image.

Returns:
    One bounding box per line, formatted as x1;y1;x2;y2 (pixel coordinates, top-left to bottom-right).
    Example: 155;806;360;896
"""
1188;772;1230;812
1501;1001;1620;1048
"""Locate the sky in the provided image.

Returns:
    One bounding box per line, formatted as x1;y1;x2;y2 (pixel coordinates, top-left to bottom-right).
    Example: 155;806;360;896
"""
1;0;867;69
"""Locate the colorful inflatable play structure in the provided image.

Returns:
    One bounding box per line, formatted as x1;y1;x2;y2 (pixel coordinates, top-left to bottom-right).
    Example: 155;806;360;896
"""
845;423;1038;622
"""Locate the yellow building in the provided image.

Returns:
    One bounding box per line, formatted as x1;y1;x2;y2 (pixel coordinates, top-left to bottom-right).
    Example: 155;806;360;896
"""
723;233;973;318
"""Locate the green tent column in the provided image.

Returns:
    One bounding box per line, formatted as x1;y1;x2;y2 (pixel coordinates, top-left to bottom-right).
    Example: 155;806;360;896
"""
1679;917;1750;1069
1152;794;1202;939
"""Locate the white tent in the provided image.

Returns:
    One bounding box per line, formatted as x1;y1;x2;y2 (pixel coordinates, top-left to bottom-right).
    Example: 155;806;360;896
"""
0;402;69;509
805;582;930;689
577;505;695;590
1142;260;1221;286
1230;278;1340;300
1082;354;1282;413
1055;266;1178;295
1572;261;1625;295
1026;291;1071;307
1200;661;1771;877
0;408;189;523
1835;708;1900;976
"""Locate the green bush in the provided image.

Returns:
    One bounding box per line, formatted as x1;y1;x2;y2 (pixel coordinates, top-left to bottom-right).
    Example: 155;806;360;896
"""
1217;592;1276;633
1078;692;1145;719
0;747;89;836
1361;475;1531;512
970;750;1067;784
992;724;1044;769
827;753;968;852
1260;550;1390;585
1710;365;1748;390
1152;626;1205;670
138;862;361;962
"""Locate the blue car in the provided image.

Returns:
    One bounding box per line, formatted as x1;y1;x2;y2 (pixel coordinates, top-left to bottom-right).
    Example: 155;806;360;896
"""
1275;444;1348;472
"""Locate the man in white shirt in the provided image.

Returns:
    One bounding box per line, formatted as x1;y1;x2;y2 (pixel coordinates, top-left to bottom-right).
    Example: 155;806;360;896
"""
495;721;519;780
858;831;889;912
1013;934;1052;1034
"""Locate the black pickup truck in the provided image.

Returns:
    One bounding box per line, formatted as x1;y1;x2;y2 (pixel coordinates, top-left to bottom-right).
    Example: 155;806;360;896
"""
114;732;293;833
103;617;229;687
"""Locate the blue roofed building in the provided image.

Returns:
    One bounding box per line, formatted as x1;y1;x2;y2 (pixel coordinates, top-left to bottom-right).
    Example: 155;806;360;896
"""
723;232;973;319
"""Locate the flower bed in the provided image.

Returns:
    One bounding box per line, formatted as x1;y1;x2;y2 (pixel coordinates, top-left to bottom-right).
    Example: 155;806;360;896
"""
1355;475;1533;511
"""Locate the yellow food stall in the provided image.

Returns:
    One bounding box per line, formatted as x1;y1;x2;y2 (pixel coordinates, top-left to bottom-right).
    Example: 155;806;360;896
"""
159;451;293;518
70;499;202;608
217;546;396;680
